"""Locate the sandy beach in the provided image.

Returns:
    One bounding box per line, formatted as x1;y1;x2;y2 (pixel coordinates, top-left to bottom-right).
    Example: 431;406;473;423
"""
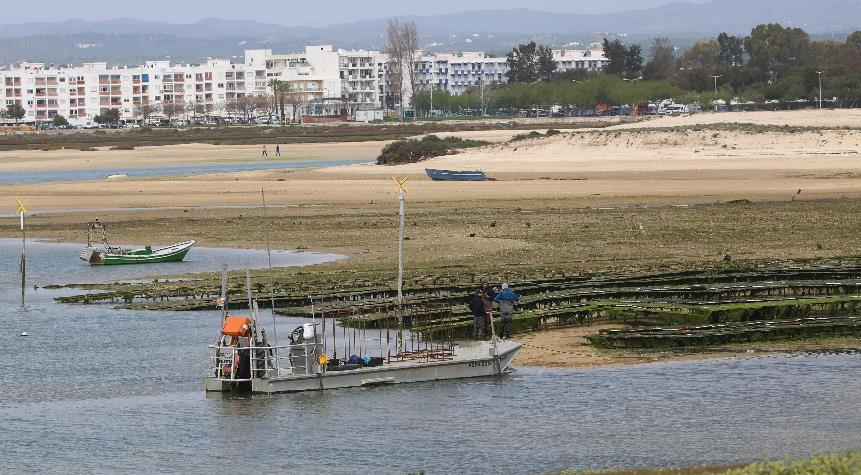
0;128;529;174
2;110;860;213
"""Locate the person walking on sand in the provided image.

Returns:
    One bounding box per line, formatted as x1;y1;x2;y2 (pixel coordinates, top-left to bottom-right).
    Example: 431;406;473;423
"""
468;291;486;340
275;144;281;158
494;283;519;339
479;279;497;339
262;145;268;158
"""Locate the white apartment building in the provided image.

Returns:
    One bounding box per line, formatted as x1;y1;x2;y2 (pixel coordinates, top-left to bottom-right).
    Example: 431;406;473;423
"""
553;49;607;72
0;59;254;123
0;45;607;123
389;49;608;110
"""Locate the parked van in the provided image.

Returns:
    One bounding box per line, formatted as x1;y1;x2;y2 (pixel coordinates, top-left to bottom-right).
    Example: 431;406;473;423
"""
663;104;687;115
69;118;97;129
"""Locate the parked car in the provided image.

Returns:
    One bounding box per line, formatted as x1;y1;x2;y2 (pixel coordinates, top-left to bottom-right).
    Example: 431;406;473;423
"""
663;104;687;115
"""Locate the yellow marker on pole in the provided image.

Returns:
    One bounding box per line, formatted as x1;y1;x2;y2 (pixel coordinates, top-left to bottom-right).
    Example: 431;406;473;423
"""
16;198;28;230
393;177;408;194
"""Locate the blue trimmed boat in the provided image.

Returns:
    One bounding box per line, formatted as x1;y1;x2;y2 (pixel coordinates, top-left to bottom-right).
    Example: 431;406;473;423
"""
425;168;487;181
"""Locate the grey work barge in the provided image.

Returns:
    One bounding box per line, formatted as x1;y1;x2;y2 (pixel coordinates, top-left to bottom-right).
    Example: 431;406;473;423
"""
205;333;521;394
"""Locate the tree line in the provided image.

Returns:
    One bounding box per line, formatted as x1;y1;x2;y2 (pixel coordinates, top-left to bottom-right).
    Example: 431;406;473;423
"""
442;23;861;114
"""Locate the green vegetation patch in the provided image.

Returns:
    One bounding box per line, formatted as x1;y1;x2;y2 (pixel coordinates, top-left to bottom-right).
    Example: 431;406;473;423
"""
563;449;861;474
376;135;490;165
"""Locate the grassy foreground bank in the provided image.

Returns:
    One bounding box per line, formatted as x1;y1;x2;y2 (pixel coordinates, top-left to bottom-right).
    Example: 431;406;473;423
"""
564;450;861;474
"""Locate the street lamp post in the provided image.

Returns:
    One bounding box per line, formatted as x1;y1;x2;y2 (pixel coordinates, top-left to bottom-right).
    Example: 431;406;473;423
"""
816;71;823;109
712;75;722;94
429;62;434;120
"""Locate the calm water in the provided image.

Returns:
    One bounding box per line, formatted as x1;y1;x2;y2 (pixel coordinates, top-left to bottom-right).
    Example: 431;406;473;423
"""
1;242;860;474
0;158;369;185
0;239;343;288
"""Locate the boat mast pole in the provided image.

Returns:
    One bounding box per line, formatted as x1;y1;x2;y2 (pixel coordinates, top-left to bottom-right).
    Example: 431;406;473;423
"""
220;263;228;321
394;178;408;355
261;188;278;346
321;299;326;362
246;268;254;324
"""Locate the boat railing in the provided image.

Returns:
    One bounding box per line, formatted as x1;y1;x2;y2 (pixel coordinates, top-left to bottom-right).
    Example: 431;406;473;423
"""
209;341;321;381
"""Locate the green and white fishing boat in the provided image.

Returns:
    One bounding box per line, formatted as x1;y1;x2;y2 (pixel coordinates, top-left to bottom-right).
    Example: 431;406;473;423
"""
80;220;195;266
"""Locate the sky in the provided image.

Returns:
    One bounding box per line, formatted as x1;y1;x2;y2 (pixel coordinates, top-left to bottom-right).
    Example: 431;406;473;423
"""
2;0;710;25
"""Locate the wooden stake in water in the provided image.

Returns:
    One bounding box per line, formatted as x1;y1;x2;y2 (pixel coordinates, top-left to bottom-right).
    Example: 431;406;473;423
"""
16;199;28;307
393;177;408;354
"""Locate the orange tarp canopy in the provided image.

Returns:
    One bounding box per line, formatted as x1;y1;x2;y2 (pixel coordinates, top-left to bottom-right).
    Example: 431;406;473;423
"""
221;316;252;337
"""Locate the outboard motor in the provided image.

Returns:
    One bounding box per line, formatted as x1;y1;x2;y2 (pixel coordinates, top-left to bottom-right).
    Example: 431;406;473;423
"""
289;323;323;375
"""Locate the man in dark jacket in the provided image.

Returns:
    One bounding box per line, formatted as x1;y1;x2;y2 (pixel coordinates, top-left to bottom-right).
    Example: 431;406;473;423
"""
468;291;486;340
480;279;497;338
494;283;519;339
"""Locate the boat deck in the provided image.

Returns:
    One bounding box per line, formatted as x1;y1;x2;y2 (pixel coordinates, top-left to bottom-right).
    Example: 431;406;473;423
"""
205;339;521;394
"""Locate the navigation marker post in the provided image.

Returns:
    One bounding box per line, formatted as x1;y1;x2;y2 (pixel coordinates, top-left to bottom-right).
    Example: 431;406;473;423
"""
16;198;29;307
16;199;29;336
393;177;408;355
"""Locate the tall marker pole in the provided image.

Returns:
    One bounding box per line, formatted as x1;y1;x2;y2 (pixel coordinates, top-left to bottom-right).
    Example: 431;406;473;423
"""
16;199;28;307
261;188;278;346
394;177;408;355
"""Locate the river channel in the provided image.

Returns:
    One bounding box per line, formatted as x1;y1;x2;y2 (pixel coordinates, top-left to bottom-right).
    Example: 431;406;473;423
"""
0;157;370;185
1;240;859;473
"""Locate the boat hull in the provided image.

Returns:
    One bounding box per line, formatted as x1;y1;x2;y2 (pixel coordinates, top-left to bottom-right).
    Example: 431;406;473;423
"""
425;168;487;181
82;241;195;265
205;340;521;394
